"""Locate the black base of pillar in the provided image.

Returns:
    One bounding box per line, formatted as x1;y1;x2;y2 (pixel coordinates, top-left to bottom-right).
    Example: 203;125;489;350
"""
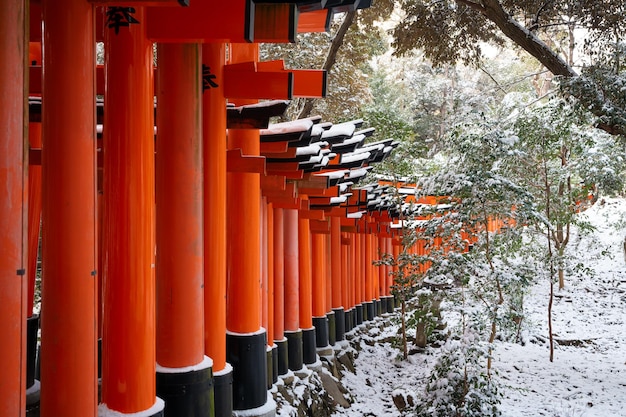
332;307;345;342
266;347;273;389
226;330;268;410
386;296;395;313
271;345;278;384
380;297;388;315
365;301;375;322
302;327;316;365
285;329;303;371
214;366;233;417
344;308;354;333
376;299;383;316
26;314;39;389
312;316;329;348
156;360;214;417
275;338;289;376
355;304;364;325
327;311;336;346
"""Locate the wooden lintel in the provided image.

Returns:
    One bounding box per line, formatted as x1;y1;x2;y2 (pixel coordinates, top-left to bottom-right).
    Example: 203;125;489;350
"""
265;161;300;172
297;9;331;33
300;209;326;220
260;174;286;192
266;169;304;179
146;0;254;42
263;182;295;198
297;185;339;197
341;236;351;245
224;61;293;100
260;141;290;154
309;219;330;234
255;61;326;98
227;149;266;174
267;195;301;209
340;221;357;230
254;3;297;43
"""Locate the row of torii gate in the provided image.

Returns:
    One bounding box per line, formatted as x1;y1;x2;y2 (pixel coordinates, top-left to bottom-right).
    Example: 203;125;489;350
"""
0;1;438;417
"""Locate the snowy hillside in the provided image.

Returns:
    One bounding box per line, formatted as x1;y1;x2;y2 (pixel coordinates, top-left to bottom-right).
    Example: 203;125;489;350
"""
331;198;626;417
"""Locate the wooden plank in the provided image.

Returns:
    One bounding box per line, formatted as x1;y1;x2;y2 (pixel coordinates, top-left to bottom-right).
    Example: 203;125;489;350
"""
309;219;330;234
260;141;290;154
227;149;266;173
254;3;297;43
260;174;286;192
147;0;254;42
297;9;331;33
224;61;293;100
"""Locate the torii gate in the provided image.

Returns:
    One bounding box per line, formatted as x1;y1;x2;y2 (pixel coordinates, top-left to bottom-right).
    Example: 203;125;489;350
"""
1;1;377;417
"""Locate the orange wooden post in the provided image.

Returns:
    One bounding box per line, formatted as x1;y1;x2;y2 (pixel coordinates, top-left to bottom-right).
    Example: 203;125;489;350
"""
378;235;386;314
201;42;233;417
324;233;335;345
26;120;42;400
100;7;162;416
341;233;352;332
330;216;344;342
272;207;289;376
283;208;303;371
260;198;273;388
40;1;98;416
265;202;277;384
311;231;330;351
226;42;273;415
155;41;213;416
385;237;395;313
298;209;317;365
0;1;27;414
363;232;376;320
354;231;364;325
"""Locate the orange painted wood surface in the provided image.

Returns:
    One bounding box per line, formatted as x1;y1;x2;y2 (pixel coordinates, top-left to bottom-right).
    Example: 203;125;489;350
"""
147;0;254;42
203;42;228;371
266;203;275;346
155;42;205;368
330;217;342;309
311;232;328;317
297;9;331;33
40;1;98;415
226;43;263;334
283;209;300;331
298;211;313;329
224;61;293;100
254;3;297;43
100;7;156;413
27;123;42;317
273;208;286;340
0;1;27;414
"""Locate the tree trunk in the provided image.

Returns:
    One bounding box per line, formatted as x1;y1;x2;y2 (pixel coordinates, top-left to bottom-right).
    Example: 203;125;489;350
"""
401;300;408;360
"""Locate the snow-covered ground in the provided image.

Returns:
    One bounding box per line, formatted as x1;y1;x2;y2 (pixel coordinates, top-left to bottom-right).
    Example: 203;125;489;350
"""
330;197;626;417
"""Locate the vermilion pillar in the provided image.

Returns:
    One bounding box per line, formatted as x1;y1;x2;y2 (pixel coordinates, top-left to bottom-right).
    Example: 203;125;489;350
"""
100;7;162;416
155;42;213;417
298;211;316;365
330;217;345;342
0;1;27;414
40;0;98;415
341;234;352;332
311;232;329;350
272;208;288;376
364;231;375;320
26;122;42;399
283;208;303;371
265;202;277;384
226;42;273;415
354;232;364;325
202;42;233;417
